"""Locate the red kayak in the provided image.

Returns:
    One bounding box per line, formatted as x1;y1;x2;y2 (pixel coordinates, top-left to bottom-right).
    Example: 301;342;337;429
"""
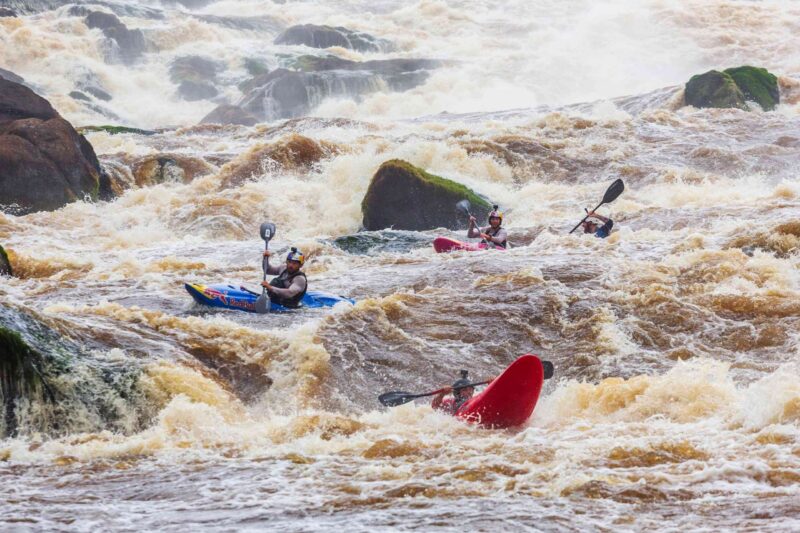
456;354;544;428
433;236;507;253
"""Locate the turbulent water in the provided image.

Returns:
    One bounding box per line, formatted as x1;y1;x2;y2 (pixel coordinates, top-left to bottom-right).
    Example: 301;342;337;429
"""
2;0;800;530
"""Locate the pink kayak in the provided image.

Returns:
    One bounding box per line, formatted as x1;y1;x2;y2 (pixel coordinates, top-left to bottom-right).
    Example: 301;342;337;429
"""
456;354;545;429
433;236;507;253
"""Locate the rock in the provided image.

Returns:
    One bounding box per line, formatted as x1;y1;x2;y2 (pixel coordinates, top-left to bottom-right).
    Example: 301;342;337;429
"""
275;24;392;53
0;67;24;85
0;244;11;276
0;7;16;16
0;305;147;438
684;70;746;110
238;57;441;121
724;66;779;111
84;11;146;65
0;78;104;214
244;57;269;76
129;153;215;187
361;159;492;231
69;90;91;102
218;133;338;188
178;80;218;101
200;104;258;126
684;66;779;111
75;71;113;101
169;56;222;101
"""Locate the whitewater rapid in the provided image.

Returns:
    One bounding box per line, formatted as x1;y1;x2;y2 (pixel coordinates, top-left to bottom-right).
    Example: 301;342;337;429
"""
2;0;800;530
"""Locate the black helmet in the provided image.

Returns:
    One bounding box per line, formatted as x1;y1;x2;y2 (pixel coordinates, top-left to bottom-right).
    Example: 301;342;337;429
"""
452;370;472;389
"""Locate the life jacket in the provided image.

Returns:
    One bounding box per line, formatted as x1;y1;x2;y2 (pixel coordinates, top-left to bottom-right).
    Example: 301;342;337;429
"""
269;269;307;308
484;226;507;249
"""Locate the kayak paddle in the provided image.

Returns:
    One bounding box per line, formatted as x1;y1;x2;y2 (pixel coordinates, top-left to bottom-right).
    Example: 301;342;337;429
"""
254;222;277;314
568;178;624;234
379;380;491;407
379;361;555;407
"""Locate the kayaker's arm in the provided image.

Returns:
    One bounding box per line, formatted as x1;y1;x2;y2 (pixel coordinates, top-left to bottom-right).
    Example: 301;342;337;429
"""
481;228;507;245
587;211;610;224
431;388;451;410
467;217;482;239
263;250;282;275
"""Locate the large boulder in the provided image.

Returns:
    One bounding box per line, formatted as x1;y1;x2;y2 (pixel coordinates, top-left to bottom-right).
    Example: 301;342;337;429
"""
84;11;146;65
275;24;392;53
0;7;17;16
684;66;779;111
0;244;10;276
237;58;441;121
0;78;104;214
361;160;492;231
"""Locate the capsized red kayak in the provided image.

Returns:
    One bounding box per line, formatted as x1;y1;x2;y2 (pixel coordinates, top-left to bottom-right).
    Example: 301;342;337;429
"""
433;236;507;253
456;354;544;429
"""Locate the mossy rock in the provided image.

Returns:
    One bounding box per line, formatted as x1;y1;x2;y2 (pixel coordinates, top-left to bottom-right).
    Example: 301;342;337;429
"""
0;325;50;436
684;66;780;111
684;70;746;110
723;66;779;111
361;159;492;231
77;125;157;136
0;244;10;276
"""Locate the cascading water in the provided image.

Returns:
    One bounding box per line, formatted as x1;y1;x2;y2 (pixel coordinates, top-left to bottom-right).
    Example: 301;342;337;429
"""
1;0;799;530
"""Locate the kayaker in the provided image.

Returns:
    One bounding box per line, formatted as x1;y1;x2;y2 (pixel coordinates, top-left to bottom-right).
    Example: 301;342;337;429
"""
468;205;507;249
261;247;307;308
432;370;482;415
581;211;614;238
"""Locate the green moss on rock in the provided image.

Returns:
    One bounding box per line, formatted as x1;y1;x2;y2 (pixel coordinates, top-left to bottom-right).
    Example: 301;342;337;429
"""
77;125;157;136
723;66;779;111
684;66;780;111
685;70;746;110
0;326;49;435
361;159;492;231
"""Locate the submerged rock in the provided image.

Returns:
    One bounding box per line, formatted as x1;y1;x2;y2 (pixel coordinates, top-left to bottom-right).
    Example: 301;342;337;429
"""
0;7;16;16
275;24;392;53
0;244;11;276
361;159;492;231
130;154;216;187
0;306;150;438
684;66;779;111
84;10;146;65
200;104;258;126
237;57;441;121
0;78;105;214
169;56;223;101
218;133;337;188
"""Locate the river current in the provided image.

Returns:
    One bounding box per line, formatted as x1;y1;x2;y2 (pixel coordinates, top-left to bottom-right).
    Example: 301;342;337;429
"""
1;0;800;530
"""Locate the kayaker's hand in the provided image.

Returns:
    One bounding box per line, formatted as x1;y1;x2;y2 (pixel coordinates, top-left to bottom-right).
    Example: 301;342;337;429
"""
469;216;476;224
480;233;491;241
260;281;271;290
263;250;272;258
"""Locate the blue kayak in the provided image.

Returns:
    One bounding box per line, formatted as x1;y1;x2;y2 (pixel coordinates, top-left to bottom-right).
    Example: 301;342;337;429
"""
185;283;354;313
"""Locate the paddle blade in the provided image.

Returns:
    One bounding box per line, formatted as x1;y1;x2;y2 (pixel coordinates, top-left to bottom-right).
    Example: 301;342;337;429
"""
602;179;625;205
542;360;554;380
379;391;419;407
456;199;472;216
255;292;270;314
260;222;277;242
